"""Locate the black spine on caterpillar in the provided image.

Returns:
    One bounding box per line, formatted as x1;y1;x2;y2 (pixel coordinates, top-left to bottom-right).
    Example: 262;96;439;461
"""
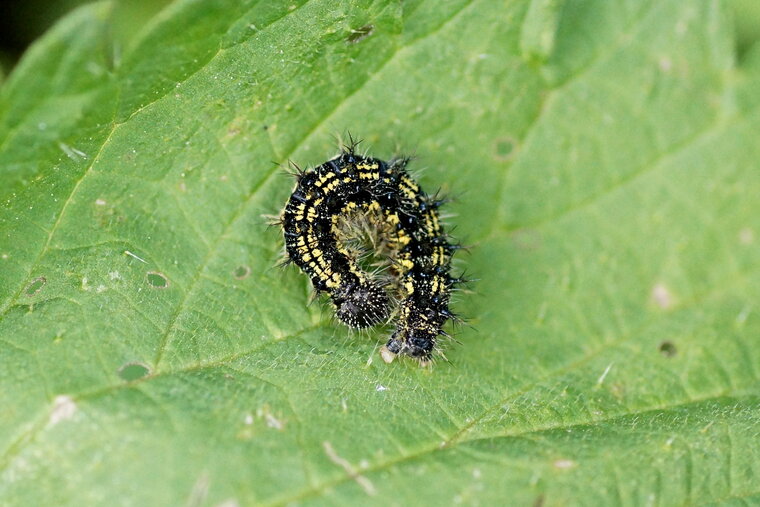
281;145;458;361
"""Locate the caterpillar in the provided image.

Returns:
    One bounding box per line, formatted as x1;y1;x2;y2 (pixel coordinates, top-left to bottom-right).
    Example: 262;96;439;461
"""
280;141;462;363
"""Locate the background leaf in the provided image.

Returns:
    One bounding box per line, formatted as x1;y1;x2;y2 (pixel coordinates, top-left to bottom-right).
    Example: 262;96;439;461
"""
1;0;759;505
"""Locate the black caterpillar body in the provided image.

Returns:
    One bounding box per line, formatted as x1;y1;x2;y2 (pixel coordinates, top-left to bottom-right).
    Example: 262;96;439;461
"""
281;144;460;361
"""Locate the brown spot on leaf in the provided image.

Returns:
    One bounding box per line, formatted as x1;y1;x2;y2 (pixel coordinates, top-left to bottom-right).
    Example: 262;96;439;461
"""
233;265;251;280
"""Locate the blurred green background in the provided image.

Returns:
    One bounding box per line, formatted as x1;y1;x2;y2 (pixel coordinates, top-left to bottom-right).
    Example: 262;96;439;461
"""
2;0;760;72
734;0;760;55
0;0;172;76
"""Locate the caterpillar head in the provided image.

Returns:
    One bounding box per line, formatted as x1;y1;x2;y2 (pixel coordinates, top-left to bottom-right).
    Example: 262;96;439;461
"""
331;281;389;328
385;325;437;360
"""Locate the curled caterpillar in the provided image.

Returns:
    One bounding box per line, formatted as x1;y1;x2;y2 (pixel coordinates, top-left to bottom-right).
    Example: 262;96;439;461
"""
280;142;462;362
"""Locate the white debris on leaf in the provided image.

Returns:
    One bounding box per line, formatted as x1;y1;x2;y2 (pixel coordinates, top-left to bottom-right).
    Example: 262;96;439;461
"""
651;283;673;309
264;412;284;431
58;142;88;161
380;345;396;364
49;395;77;426
553;459;576;470
323;441;376;496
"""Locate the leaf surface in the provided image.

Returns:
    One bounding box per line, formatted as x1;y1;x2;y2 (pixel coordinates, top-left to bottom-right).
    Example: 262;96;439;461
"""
1;0;759;505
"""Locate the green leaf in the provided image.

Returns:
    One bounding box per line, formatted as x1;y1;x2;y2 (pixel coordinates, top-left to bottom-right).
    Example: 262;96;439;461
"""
729;0;760;56
520;0;565;65
1;0;759;505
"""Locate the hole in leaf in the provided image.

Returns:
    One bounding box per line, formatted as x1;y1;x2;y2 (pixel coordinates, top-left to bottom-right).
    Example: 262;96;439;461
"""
659;341;677;357
346;24;374;43
25;276;46;296
233;265;251;280
146;271;170;289
118;362;151;381
494;137;518;161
